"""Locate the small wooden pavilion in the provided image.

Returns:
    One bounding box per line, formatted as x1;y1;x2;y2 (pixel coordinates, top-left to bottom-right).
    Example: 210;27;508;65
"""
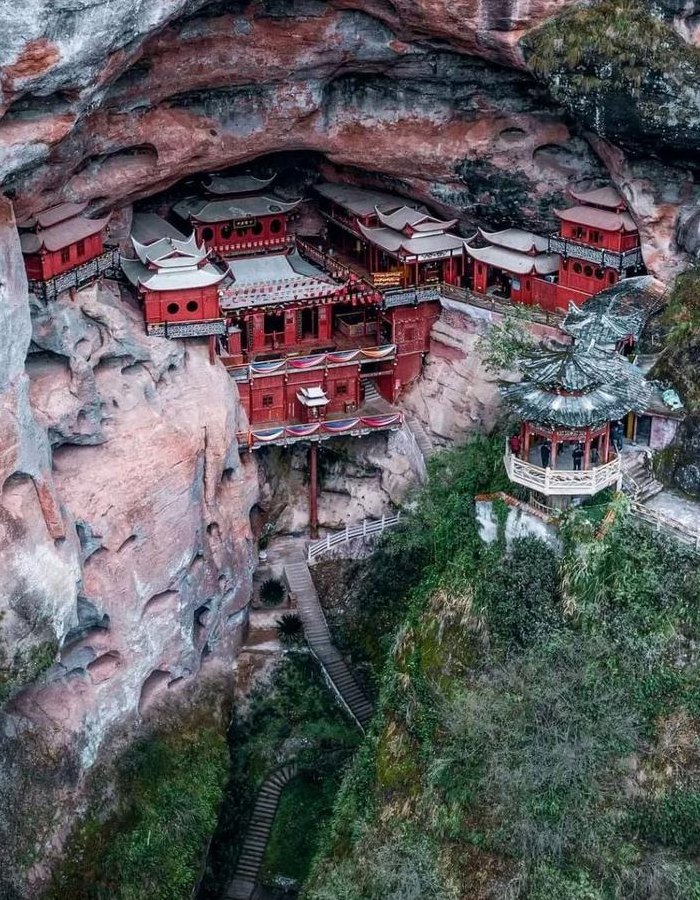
501;342;650;497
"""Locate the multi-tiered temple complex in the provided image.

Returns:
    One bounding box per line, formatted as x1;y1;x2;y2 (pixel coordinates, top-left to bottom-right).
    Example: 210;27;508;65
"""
20;168;656;518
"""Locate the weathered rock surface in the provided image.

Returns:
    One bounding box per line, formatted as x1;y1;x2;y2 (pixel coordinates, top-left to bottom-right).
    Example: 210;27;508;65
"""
0;255;257;891
0;0;696;281
257;430;419;535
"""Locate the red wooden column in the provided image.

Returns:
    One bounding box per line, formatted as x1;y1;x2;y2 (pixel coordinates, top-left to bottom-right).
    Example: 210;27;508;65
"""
522;422;531;461
309;442;319;539
602;423;611;462
583;426;591;470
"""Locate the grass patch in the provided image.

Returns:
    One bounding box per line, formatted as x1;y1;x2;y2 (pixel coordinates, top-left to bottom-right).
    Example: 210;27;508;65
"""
304;436;700;898
260;773;339;887
198;653;360;899
48;720;229;900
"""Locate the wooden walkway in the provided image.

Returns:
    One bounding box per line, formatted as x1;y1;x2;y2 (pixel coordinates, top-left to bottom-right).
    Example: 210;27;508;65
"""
284;555;374;729
225;764;299;900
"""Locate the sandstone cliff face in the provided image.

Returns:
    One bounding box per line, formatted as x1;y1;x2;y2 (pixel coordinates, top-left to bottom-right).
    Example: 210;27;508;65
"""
0;211;257;890
0;0;699;889
0;0;697;283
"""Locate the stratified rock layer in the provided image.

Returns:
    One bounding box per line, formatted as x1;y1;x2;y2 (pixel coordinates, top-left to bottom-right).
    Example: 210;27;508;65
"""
0;217;257;889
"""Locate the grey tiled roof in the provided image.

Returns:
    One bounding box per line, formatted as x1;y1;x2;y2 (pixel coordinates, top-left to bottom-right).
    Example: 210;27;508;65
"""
501;342;650;428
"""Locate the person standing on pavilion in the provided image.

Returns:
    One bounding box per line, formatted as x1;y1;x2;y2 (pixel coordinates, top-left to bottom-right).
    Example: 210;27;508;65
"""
572;443;584;471
612;420;624;453
509;432;522;457
540;440;551;469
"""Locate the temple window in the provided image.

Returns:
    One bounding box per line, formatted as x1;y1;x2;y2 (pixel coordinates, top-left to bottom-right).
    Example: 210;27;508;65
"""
264;311;285;334
269;218;283;234
573;262;583;274
335;382;348;396
167;302;180;315
262;395;274;408
221;224;233;239
608;272;616;284
60;247;70;264
76;239;85;257
595;268;605;280
252;221;264;236
584;265;593;278
201;227;214;241
590;230;601;242
186;300;199;313
236;227;248;237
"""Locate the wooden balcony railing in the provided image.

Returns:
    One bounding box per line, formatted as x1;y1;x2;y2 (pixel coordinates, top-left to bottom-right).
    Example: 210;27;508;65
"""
503;442;622;497
547;236;643;273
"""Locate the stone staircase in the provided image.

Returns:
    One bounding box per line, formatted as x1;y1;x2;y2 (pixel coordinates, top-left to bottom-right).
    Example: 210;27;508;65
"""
406;415;435;460
621;452;663;503
284;557;373;728
225;764;299;900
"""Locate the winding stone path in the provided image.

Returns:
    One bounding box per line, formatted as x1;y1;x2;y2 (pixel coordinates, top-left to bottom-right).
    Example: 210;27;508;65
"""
284;556;374;729
226;763;299;900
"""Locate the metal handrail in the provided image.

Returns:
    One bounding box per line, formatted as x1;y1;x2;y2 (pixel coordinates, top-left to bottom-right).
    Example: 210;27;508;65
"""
307;513;401;563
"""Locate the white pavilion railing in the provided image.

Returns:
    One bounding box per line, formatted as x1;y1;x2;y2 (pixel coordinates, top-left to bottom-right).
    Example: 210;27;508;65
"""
307;513;401;564
503;442;622;497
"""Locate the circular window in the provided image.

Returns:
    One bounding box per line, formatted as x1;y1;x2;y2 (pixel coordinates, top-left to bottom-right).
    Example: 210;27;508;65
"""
584;265;593;277
167;302;180;315
573;262;583;274
236;227;248;237
201;227;214;242
221;224;233;239
595;267;605;280
252;221;263;236
269;218;282;234
186;300;199;313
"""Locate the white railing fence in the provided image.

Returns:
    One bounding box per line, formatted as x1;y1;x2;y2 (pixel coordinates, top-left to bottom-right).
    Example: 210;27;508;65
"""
629;501;700;551
503;442;622;497
307;513;401;564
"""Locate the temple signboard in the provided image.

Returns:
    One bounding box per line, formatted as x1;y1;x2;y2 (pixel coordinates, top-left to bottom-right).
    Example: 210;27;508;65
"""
371;271;403;288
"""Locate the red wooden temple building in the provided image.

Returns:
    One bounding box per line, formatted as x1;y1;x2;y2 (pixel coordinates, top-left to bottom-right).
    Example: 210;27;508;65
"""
315;182;466;289
172;172;301;257
466;228;561;310
218;250;401;426
551;186;644;307
19;201;115;301
121;213;226;338
464;186;644;312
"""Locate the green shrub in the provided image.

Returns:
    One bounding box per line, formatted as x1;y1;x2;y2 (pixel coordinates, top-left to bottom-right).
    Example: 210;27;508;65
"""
49;726;229;900
277;613;304;645
259;577;287;607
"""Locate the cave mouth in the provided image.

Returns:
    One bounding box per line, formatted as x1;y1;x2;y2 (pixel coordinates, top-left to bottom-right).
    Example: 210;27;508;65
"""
131;149;425;222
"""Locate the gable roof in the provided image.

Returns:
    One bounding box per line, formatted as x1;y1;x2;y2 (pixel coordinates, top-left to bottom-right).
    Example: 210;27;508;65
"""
122;228;224;291
555;205;637;232
132;233;206;267
477;227;549;254
130;213;188;245
173;195;301;223
18;201;90;230
376;206;458;233
314;183;422;218
568;185;625;210
358;222;465;257
204;173;277;195
20;214;111;254
466;243;560;275
220;251;343;310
